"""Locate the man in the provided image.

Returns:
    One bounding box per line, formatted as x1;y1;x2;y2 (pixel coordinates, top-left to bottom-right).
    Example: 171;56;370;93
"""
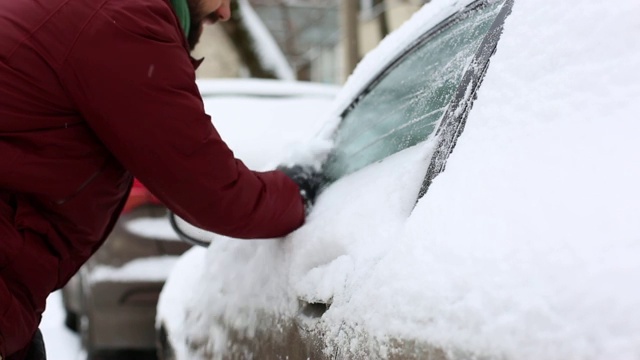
0;0;318;358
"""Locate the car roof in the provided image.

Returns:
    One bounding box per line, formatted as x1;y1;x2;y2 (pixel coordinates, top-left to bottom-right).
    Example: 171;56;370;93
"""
196;78;339;99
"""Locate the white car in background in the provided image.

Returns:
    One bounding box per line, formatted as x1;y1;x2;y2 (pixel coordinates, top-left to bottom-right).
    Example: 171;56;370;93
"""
61;78;337;359
158;0;640;359
195;78;338;171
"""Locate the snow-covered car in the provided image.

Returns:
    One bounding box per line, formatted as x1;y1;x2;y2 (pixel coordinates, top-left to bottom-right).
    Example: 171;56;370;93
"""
60;78;338;359
157;0;640;359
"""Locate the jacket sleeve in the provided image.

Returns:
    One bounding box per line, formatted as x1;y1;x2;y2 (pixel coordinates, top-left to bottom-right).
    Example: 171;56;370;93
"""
58;1;305;239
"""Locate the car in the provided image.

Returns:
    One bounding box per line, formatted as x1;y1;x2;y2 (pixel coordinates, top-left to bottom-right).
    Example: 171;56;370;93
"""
61;178;190;358
61;78;338;359
157;0;640;359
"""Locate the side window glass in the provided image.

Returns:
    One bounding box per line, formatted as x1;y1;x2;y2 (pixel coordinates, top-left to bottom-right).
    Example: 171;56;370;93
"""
322;0;505;182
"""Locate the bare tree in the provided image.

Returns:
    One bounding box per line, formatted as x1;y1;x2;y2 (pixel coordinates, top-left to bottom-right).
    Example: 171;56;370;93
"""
374;0;389;38
221;0;279;79
341;0;359;76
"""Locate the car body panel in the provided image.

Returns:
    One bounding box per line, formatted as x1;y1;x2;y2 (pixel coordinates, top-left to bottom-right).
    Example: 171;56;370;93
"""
63;204;189;353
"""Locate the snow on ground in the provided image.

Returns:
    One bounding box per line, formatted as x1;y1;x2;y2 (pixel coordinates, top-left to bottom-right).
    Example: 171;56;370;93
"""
41;291;83;360
161;0;640;359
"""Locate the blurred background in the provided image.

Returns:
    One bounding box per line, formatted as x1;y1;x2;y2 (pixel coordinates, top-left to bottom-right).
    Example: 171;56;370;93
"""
194;0;429;83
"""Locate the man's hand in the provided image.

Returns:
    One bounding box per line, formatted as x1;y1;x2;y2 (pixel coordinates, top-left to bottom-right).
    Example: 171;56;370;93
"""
277;165;324;214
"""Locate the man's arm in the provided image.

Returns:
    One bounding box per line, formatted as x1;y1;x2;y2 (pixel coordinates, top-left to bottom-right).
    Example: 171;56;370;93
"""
58;0;304;239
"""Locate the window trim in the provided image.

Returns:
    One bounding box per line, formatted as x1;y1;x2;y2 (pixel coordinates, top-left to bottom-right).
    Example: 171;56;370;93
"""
417;0;514;198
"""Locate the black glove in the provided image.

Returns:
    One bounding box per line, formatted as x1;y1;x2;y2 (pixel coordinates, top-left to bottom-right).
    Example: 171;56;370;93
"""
277;165;324;214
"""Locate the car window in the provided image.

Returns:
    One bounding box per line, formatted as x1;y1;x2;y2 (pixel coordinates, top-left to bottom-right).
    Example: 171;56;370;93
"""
321;0;507;183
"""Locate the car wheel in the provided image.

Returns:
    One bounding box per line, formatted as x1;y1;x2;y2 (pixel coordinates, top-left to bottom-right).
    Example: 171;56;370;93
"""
64;309;79;332
156;324;176;360
79;311;99;360
76;269;101;360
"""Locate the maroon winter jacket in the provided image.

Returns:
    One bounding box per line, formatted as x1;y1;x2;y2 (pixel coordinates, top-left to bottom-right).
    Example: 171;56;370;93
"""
0;0;305;357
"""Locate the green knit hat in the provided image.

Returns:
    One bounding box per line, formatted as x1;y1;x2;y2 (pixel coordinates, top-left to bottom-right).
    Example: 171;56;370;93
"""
170;0;191;36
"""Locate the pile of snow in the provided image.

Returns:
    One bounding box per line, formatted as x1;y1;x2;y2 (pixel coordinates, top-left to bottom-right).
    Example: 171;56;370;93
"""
41;292;82;359
160;0;640;359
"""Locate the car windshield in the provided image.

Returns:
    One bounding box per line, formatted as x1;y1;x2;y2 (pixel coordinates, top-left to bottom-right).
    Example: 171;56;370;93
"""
322;0;505;183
